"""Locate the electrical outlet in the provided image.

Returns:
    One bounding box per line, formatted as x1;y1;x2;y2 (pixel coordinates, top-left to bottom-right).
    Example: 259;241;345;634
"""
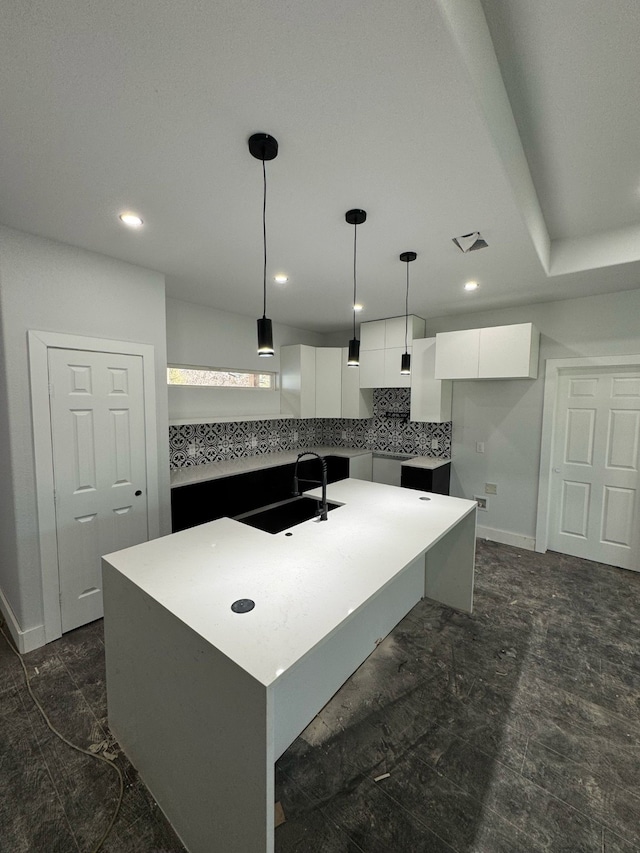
341;431;347;439
485;483;497;495
431;438;439;450
292;431;298;442
476;441;485;453
474;496;488;510
251;437;258;448
188;442;197;457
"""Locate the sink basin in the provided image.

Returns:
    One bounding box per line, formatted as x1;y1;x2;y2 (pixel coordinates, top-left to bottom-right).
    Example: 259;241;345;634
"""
234;496;340;534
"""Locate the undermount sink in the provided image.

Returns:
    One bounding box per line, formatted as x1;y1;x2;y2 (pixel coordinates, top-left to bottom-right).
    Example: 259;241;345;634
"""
234;496;341;534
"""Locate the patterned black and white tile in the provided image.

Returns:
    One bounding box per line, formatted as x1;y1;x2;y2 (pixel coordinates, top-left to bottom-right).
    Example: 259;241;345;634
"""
169;389;452;469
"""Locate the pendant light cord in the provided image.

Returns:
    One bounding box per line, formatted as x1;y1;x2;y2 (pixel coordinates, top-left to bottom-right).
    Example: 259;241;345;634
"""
262;157;267;319
353;222;357;338
404;261;409;353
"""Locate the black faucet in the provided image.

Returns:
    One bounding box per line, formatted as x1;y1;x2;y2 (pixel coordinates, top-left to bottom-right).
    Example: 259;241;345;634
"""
293;452;329;521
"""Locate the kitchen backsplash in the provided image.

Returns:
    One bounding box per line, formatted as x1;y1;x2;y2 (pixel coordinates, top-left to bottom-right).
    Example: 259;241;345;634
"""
169;388;451;469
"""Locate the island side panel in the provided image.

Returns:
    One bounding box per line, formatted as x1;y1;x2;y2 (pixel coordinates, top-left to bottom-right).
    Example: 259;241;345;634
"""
424;508;476;613
103;561;274;853
271;555;424;759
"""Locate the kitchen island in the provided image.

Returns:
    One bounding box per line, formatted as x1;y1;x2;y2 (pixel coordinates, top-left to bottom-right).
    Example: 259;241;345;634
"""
102;479;476;853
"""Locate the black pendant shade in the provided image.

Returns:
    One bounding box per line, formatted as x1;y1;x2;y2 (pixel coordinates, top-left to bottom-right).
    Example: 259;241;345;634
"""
347;337;361;366
346;209;367;367
400;251;417;376
249;133;278;357
257;316;274;357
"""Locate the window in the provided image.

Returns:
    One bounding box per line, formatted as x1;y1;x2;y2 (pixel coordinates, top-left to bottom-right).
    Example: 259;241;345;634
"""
167;366;275;389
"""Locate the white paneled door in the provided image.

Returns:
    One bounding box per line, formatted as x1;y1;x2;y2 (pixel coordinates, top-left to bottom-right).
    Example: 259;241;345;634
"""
548;368;640;570
48;348;149;632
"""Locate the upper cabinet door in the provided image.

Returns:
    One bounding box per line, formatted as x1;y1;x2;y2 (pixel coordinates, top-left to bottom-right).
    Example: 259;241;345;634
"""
360;320;386;351
341;347;373;418
359;348;385;388
383;317;409;349
383;347;411;388
280;344;317;417
435;329;481;379
410;338;452;422
479;323;539;379
315;348;342;417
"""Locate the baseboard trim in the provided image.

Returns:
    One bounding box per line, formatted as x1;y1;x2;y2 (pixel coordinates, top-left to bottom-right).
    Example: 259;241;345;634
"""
476;525;536;552
0;587;46;653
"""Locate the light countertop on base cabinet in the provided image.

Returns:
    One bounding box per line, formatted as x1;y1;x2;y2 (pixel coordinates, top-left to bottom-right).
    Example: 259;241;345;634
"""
169;446;373;488
401;458;451;495
402;456;451;470
103;479;475;853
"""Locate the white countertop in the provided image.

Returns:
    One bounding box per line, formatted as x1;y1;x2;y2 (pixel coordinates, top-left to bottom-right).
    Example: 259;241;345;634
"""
402;456;451;470
103;479;474;689
170;447;450;487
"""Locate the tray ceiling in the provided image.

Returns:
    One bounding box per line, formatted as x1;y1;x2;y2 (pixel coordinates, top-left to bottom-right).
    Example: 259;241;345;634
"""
1;0;639;331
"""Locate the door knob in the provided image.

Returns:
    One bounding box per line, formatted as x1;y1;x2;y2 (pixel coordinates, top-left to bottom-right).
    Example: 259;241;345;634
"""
553;468;560;473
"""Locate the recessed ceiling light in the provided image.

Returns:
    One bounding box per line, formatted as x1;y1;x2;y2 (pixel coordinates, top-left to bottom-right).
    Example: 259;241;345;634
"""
274;274;288;284
464;281;479;291
353;303;363;311
119;212;144;228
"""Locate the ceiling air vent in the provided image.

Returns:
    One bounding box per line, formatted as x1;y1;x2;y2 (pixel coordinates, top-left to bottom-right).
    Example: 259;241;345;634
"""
452;232;488;253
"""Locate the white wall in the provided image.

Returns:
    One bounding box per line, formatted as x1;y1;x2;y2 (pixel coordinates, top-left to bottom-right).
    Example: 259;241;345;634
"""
166;297;326;420
0;225;170;640
425;288;640;546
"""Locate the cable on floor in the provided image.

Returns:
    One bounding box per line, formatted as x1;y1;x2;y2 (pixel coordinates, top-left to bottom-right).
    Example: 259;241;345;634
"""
0;620;124;853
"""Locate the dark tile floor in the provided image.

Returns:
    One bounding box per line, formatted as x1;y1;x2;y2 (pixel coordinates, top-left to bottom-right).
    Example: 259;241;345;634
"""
1;540;639;852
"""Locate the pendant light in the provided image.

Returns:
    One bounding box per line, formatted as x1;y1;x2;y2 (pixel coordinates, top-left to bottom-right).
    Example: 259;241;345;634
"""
399;251;417;375
249;133;278;356
345;209;367;366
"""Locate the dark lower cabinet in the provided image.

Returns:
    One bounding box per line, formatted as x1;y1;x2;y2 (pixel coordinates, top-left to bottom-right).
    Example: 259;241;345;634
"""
171;455;350;533
400;462;451;496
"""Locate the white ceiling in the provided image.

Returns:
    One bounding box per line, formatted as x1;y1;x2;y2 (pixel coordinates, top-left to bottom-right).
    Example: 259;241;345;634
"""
1;0;639;333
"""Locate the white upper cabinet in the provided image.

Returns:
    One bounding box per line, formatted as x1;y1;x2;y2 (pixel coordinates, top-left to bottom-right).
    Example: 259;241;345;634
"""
280;344;317;418
383;316;424;349
315;348;342;418
434;329;480;380
281;345;372;419
360;320;386;351
478;323;539;378
410;338;452;423
359;315;425;388
358;348;385;389
383;346;412;388
341;348;373;418
434;323;539;380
